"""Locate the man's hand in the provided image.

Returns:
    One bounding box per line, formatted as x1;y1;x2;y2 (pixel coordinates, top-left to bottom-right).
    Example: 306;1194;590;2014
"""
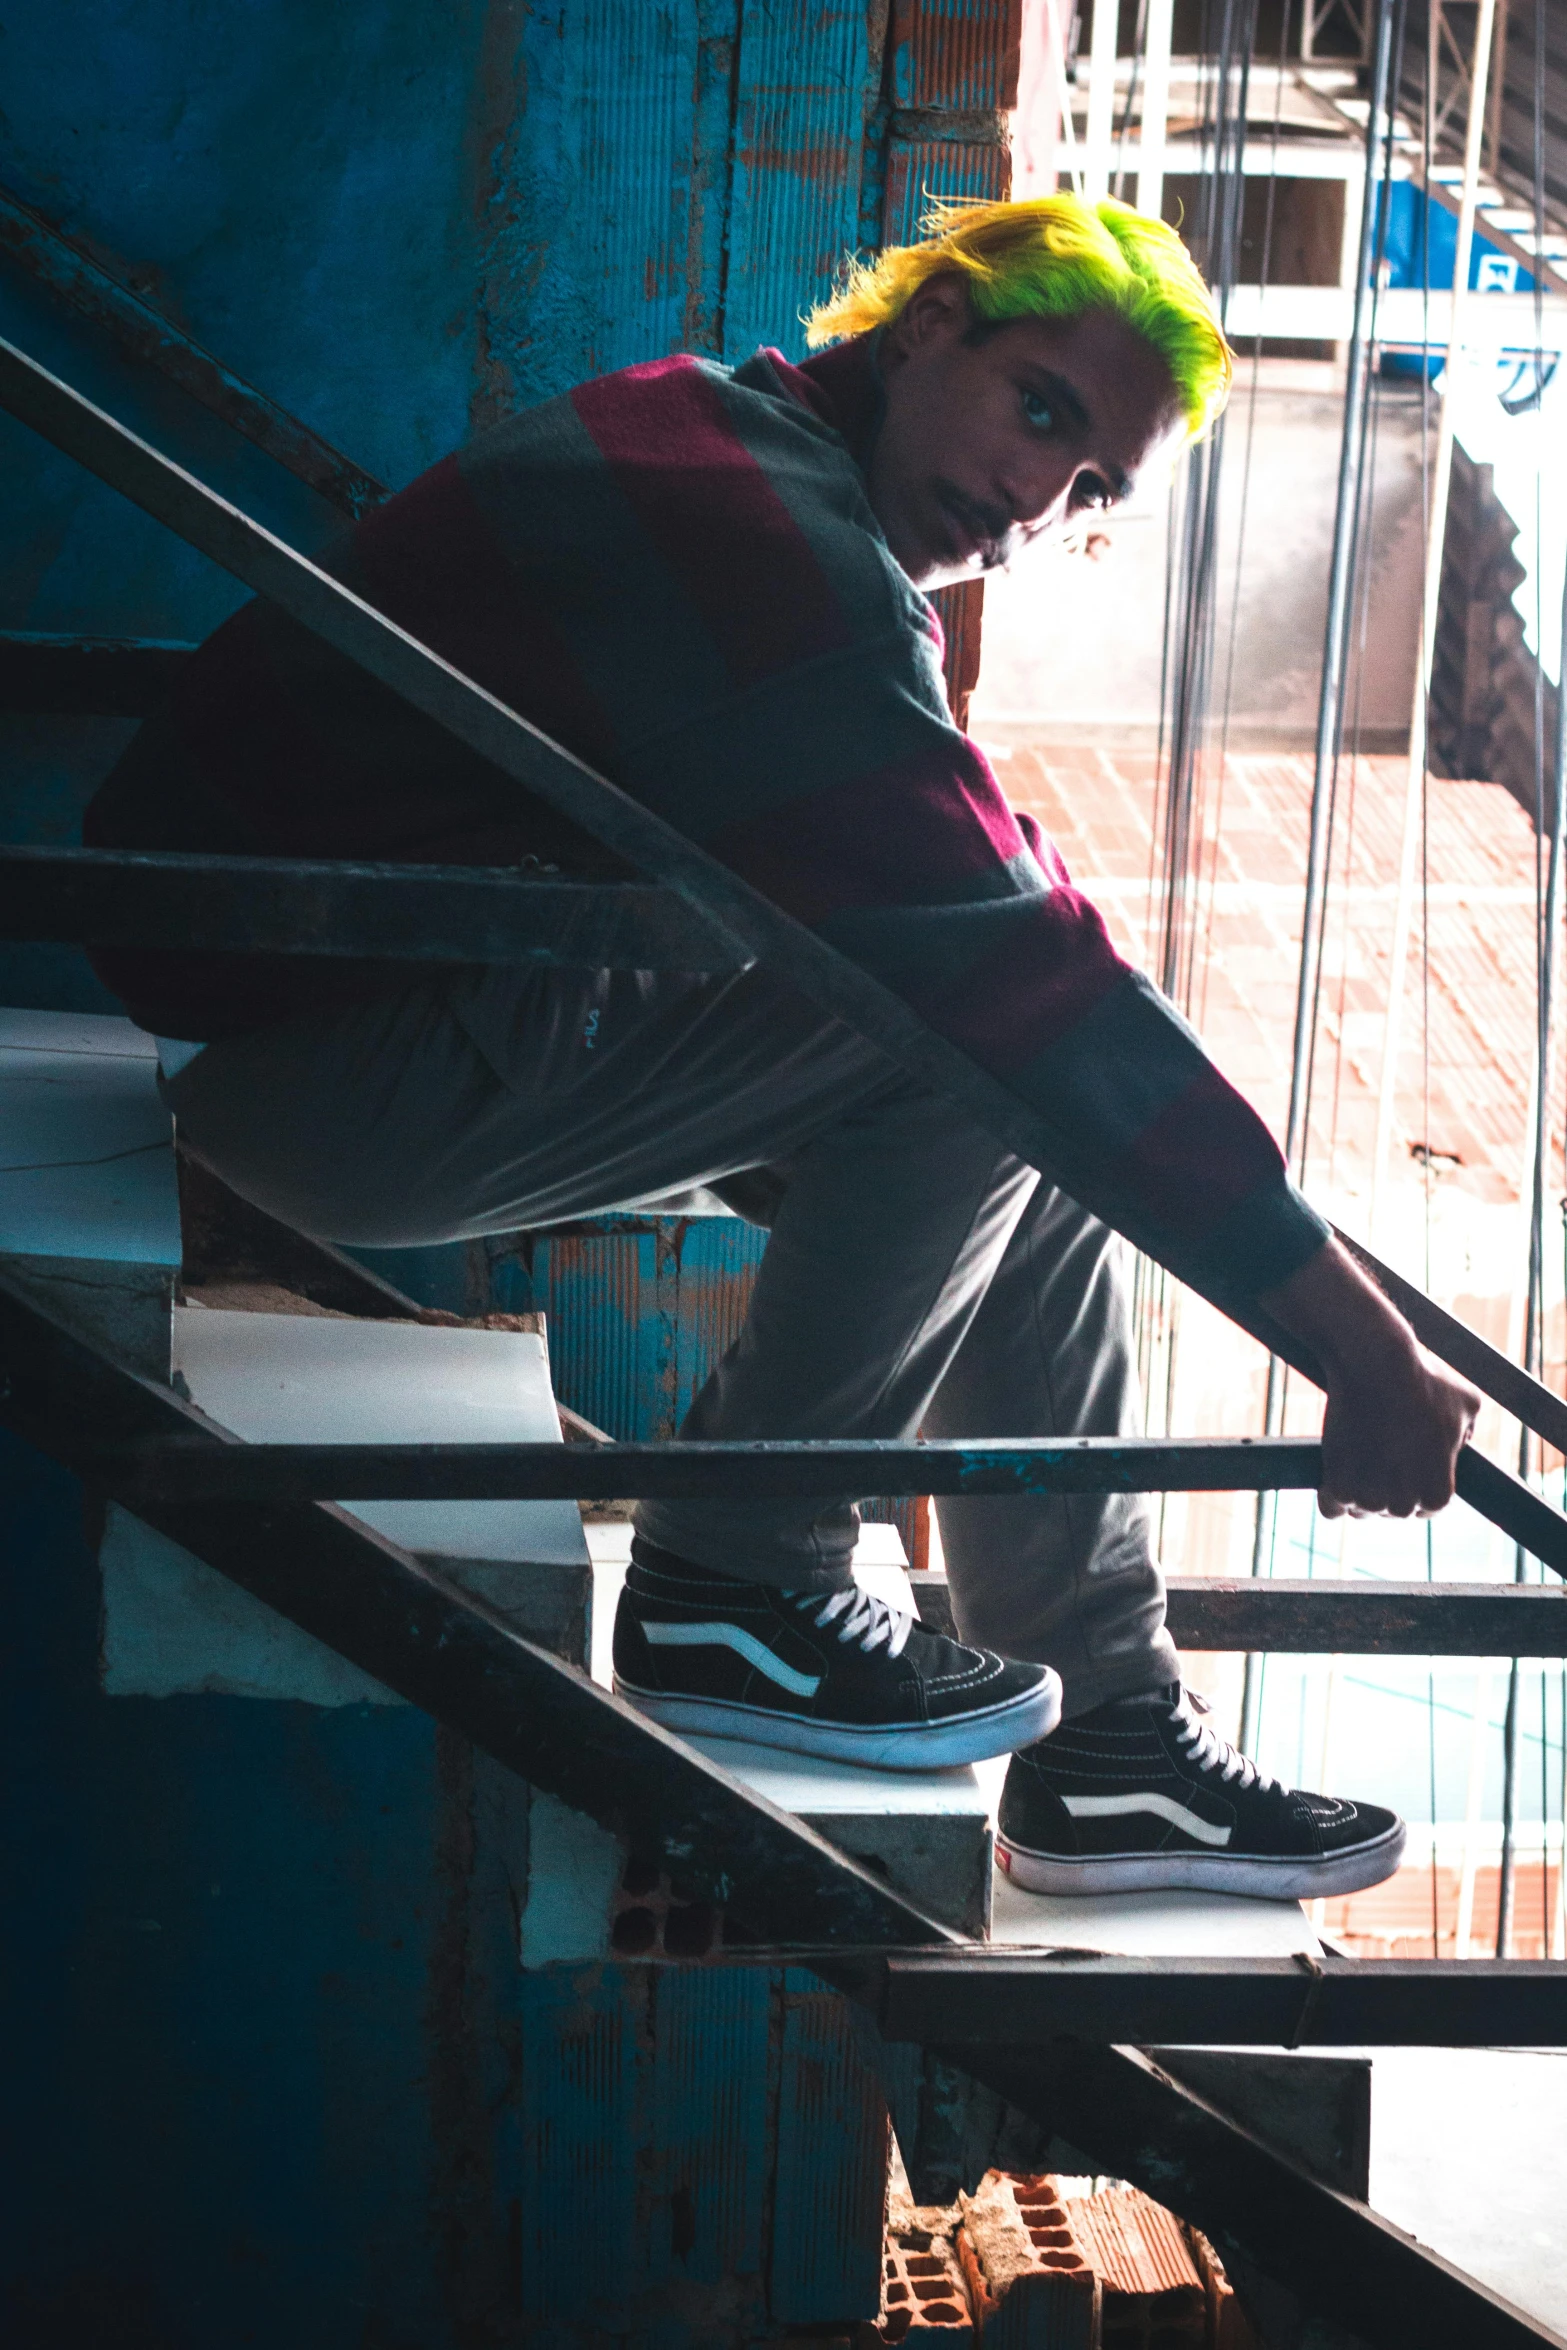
1257;1238;1480;1517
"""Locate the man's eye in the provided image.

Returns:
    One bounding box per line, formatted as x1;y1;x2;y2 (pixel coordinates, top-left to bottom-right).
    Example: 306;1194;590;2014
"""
1021;388;1055;431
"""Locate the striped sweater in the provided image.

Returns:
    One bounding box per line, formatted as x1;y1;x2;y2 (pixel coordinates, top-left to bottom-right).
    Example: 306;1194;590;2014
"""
85;335;1328;1303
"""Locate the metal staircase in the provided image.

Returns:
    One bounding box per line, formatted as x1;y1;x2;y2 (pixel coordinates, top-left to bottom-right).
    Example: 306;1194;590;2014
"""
3;183;1567;2347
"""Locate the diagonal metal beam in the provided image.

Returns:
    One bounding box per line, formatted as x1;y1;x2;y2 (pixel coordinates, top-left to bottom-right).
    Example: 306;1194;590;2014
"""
0;1270;955;1950
0;180;385;515
1343;1225;1567;1458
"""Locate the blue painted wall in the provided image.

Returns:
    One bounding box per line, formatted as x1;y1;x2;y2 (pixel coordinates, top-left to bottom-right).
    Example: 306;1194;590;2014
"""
3;1422;892;2343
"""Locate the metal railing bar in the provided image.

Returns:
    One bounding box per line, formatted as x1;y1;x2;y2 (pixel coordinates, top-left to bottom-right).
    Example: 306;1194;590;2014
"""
1342;1226;1567;1459
108;1432;1329;1500
0;842;742;970
102;1434;1567;1576
1164;1574;1567;1653
846;1949;1567;2048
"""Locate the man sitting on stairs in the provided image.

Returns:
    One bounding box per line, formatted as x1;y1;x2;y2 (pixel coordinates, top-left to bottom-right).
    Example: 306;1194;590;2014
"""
83;194;1478;1903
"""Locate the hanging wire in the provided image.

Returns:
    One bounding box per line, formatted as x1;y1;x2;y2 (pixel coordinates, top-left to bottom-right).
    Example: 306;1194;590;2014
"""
1131;0;1258;1565
1240;0;1404;1752
1197;0;1298;1040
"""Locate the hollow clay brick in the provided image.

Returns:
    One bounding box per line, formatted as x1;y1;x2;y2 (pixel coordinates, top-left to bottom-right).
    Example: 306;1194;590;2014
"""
956;2174;1099;2349
1183;2223;1263;2350
1062;2180;1207;2344
878;2229;975;2343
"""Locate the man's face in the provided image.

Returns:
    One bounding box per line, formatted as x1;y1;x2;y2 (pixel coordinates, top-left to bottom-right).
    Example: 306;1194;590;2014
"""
865;275;1189;588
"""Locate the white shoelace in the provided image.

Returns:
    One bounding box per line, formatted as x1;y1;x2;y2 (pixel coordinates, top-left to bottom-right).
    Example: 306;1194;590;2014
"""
789;1584;914;1660
1172;1687;1280;1798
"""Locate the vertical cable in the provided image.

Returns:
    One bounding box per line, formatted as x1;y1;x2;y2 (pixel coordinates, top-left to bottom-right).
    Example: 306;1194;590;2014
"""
1497;0;1559;1963
1240;0;1400;1752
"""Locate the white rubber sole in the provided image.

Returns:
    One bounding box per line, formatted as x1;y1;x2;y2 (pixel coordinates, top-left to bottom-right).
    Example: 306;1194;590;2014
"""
995;1816;1406;1900
615;1670;1062;1771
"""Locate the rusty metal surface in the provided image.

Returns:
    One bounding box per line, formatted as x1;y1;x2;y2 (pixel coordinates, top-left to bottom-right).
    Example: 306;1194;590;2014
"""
724;0;882;361
890;0;1022;112
881;132;1008;243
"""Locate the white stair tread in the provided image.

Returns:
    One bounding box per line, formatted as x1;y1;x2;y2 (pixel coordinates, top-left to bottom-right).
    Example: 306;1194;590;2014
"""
987;1866;1317;1956
0;1006;179;1267
173;1305;587;1565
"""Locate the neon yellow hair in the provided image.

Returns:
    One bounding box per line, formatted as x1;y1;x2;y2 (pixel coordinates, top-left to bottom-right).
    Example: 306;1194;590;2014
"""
805;193;1233;442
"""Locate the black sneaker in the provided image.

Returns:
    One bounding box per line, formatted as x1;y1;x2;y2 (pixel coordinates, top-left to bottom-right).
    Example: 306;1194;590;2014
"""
996;1683;1406;1899
613;1542;1061;1770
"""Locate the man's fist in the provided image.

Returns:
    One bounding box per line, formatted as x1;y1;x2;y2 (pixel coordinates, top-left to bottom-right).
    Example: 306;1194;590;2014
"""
1258;1238;1480;1517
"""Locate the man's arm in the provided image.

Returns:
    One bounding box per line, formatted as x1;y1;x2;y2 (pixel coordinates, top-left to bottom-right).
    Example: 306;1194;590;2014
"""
1258;1238;1481;1515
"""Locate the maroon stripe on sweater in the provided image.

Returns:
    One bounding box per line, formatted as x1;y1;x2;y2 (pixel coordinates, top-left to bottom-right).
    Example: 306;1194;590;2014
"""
570;357;852;689
899;888;1131;1077
706;740;1034;927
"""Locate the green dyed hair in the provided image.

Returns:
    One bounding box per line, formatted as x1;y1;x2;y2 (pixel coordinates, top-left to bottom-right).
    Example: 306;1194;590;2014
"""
805;193;1233;442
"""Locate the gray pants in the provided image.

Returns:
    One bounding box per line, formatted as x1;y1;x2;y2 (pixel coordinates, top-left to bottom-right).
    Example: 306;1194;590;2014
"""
166;962;1177;1712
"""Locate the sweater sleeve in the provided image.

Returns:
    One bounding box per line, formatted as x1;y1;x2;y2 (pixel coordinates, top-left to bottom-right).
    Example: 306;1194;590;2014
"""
622;625;1328;1309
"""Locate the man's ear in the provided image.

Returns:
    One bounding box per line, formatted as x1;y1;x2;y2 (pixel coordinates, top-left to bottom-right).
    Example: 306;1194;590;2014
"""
883;271;972;367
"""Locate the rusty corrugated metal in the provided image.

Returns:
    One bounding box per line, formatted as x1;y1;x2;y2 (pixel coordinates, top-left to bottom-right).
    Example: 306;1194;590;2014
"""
515;1964;641;2328
881;130;1008;243
535;1217;769;1442
724;0;882;360
669;1216;761;1431
473;0;711;419
769;1968;890;2321
648;1966;773;2284
536;1227;659;1441
890;0;1022;112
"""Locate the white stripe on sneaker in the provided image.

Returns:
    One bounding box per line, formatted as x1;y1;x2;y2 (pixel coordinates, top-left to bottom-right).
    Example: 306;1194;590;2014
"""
642;1619;822;1699
1063;1791;1233;1847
